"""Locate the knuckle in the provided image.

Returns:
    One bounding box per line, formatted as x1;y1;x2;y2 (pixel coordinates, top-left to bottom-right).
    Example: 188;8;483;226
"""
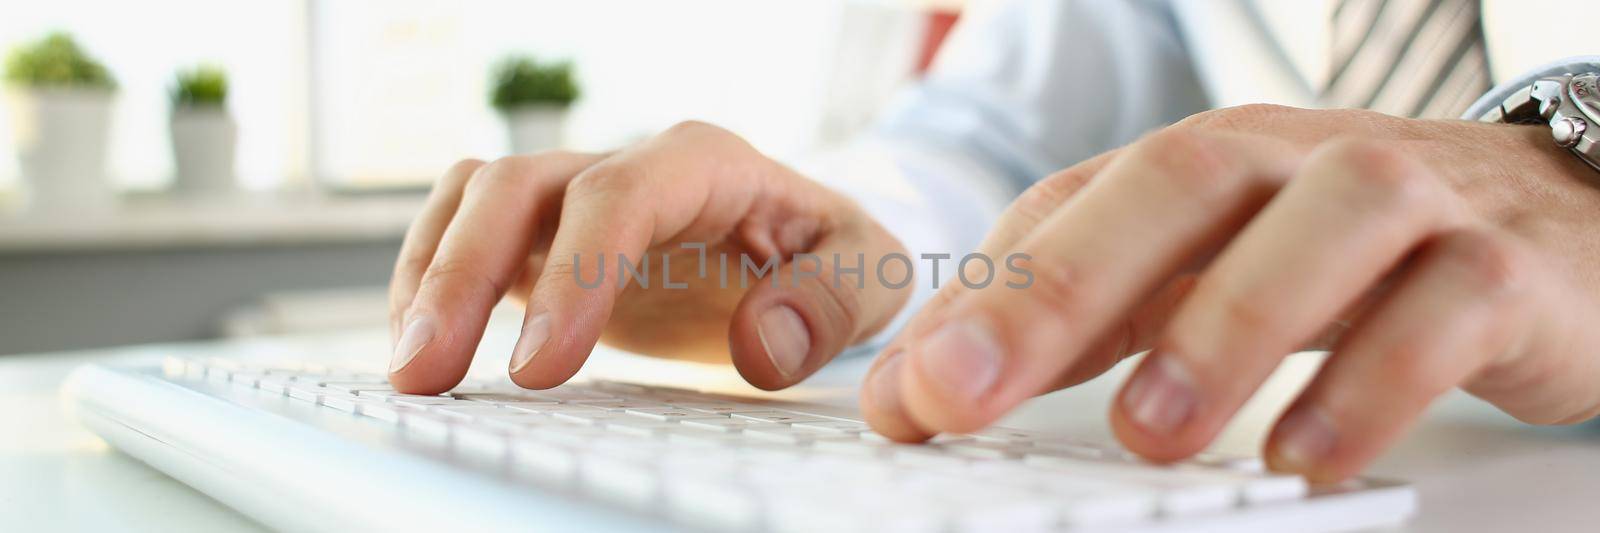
805;270;865;337
471;151;586;192
1013;168;1091;223
1176;103;1296;130
471;155;543;192
538;256;581;282
526;148;583;161
1437;229;1531;297
565;160;649;202
1382;340;1458;397
444;157;486;181
1129;128;1240;197
1216;291;1283;336
433;158;487;194
1318;139;1437;209
661;119;729;139
1018;258;1096;323
419;258;505;302
393;252;433;281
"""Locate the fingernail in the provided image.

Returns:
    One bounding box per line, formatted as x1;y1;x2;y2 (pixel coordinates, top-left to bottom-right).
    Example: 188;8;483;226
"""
390;315;436;373
1272;407;1338;473
914;319;1003;402
508;312;553;372
510;312;551;374
1120;353;1197;436
757;305;810;378
866;352;906;415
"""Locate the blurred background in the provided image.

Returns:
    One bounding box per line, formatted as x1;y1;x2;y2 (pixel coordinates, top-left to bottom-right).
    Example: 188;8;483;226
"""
0;0;964;355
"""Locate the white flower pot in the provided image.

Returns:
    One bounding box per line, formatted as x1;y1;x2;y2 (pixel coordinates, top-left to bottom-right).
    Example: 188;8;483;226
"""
169;106;238;195
502;105;568;154
5;88;114;212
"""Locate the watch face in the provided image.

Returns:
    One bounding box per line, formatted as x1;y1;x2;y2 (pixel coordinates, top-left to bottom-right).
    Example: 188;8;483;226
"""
1570;73;1600;120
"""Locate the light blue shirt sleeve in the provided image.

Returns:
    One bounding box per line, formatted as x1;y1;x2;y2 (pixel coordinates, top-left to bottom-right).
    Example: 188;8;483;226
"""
817;0;1211;358
877;0;1210;192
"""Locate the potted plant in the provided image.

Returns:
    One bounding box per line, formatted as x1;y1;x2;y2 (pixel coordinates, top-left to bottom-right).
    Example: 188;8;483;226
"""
490;56;579;154
3;32;116;212
168;65;236;195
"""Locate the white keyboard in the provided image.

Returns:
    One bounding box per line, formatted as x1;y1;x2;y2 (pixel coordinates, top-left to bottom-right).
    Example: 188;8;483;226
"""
66;357;1416;533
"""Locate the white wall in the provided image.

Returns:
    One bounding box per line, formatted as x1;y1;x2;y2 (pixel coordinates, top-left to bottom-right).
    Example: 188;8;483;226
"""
0;0;924;192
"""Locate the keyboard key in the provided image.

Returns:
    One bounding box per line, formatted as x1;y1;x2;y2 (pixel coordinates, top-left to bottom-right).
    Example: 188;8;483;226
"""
604;419;680;437
552;411;634;426
400;412;455;445
509;404;610;415
454;425;513;468
525;389;618;402
766;488;943;533
511;438;580;486
476;413;558;432
789;420;869;434
810;439;891;456
669;402;750;415
730;411;832;424
583;401;674;411
285;382;329;401
1024;453;1244;515
389;395;463;408
580;453;660;510
358;401;418;423
678;418;771;433
1027;439;1114;459
743;426;832;444
320;394;364;412
431;405;514;420
589;381;651;395
229;372;265;387
451;392;552;404
893;446;971;468
942;441;1025;460
318;381;393;393
967;428;1043;444
256;377;294;395
623;407;723;421
666;430;748;448
664;474;761;532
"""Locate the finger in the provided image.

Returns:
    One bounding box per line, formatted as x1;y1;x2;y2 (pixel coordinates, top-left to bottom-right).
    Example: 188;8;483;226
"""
1265;228;1536;482
898;129;1305;434
728;211;913;390
389;159;485;342
508;122;809;388
1110;140;1466;461
861;152;1116;441
390;152;600;394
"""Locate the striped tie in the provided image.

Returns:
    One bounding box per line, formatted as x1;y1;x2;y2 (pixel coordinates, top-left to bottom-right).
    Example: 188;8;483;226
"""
1321;0;1492;119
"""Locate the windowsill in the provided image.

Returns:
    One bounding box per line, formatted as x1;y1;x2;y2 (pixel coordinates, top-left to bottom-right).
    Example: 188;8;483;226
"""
0;191;425;255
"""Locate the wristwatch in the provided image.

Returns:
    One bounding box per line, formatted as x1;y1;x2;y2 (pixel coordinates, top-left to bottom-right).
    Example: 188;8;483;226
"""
1478;72;1600;171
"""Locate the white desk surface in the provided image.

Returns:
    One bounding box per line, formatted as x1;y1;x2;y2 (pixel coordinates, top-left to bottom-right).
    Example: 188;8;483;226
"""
4;326;1598;532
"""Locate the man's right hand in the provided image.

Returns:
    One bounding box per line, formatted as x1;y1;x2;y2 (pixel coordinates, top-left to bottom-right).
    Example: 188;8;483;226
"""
386;121;911;394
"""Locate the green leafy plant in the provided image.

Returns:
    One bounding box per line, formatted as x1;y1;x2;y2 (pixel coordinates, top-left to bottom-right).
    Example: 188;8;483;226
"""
489;56;579;111
3;32;116;89
170;65;228;107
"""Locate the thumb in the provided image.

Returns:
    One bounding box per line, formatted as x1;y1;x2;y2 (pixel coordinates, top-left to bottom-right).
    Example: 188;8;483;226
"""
728;219;912;390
